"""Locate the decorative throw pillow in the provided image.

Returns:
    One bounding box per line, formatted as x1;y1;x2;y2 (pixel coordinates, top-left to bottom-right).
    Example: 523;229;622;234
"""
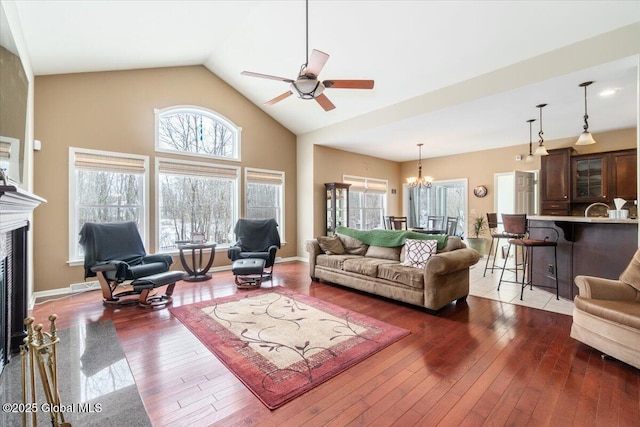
317;235;346;255
402;239;437;269
336;233;369;255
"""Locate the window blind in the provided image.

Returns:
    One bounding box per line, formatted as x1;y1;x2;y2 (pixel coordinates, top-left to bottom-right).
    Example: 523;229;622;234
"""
157;159;238;179
74;151;146;174
343;175;387;194
246;169;284;185
0;141;11;160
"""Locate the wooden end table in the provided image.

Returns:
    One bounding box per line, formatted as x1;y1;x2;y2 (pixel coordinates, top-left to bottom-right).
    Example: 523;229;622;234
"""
177;242;217;282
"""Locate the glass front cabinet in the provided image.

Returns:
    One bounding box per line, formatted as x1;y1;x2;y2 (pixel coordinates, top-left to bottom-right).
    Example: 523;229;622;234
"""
572;154;608;201
325;182;350;235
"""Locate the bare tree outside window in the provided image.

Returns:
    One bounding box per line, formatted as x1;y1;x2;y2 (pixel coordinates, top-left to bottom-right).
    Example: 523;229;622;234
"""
157;110;237;159
75;170;143;256
158;174;235;250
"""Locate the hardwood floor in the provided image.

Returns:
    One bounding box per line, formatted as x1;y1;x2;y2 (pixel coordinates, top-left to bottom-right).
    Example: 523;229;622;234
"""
30;261;639;426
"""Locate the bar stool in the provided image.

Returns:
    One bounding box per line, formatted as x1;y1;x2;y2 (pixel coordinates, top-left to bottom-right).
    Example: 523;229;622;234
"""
498;214;559;300
483;213;523;277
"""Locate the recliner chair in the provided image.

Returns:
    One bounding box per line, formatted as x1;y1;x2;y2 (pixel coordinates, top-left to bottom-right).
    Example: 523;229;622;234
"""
227;218;281;282
79;221;185;307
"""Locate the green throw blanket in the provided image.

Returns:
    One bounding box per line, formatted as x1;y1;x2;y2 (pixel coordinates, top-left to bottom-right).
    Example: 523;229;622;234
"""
335;226;448;250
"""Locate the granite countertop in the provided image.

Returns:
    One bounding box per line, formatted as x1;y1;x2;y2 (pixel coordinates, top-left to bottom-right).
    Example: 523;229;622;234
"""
528;215;638;224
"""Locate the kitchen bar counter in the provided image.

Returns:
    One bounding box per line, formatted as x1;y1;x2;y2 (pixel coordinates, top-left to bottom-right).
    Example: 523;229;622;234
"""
526;216;637;300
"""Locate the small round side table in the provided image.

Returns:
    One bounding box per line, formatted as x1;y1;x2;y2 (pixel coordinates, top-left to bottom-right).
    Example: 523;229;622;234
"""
177;242;217;282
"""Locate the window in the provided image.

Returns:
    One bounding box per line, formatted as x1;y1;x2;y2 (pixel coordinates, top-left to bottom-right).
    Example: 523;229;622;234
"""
245;168;285;240
156;158;239;252
155;106;241;161
408;179;467;236
343;175;388;230
69;148;148;261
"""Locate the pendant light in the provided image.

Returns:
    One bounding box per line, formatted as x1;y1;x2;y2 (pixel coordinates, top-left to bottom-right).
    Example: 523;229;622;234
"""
576;81;596;145
534;103;549;156
524;118;536;163
406;143;433;188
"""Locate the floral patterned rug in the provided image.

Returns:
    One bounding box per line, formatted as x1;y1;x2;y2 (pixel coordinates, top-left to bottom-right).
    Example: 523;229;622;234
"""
169;287;409;409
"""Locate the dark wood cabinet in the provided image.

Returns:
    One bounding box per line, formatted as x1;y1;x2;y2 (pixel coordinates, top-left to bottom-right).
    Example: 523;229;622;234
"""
570;149;637;204
540;148;573;215
572;153;608;202
325;182;350;235
541;148;637;215
610;149;637;201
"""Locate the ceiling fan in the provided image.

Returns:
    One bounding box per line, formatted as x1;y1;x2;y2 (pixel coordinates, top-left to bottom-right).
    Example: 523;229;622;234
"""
240;0;374;111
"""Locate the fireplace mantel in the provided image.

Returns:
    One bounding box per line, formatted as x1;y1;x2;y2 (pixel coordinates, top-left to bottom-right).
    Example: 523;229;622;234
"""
0;185;46;234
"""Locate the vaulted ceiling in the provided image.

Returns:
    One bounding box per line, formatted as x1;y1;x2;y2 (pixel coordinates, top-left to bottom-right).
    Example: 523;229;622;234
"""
7;0;640;161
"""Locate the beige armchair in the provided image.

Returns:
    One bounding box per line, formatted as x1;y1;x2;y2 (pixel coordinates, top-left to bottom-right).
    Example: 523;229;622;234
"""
571;249;640;370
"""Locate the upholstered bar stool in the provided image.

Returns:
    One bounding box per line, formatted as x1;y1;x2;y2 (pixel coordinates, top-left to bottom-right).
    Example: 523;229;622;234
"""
498;214;560;300
483;213;523;277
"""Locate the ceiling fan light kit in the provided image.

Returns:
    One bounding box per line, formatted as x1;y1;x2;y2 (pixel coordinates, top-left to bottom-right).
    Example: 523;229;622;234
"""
575;81;597;146
240;0;374;111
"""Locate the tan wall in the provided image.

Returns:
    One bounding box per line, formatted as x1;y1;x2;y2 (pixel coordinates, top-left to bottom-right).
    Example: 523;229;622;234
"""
399;127;637;235
33;65;296;292
312;145;402;238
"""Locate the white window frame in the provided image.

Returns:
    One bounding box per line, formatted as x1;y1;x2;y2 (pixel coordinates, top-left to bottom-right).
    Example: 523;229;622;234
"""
244;167;285;242
155;157;240;254
68;147;149;264
343;174;388;230
154;105;242;162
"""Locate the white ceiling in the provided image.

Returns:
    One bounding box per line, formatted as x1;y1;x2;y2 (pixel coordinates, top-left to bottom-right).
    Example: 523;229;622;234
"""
9;0;640;161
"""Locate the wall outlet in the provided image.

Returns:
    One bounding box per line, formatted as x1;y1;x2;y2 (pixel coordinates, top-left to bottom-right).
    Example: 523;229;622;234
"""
547;264;555;275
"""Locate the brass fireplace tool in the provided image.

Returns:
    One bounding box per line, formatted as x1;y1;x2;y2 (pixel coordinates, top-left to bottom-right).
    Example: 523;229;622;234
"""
20;315;71;427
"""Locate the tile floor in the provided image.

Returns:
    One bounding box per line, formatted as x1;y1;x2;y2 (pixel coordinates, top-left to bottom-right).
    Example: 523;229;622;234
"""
468;255;575;316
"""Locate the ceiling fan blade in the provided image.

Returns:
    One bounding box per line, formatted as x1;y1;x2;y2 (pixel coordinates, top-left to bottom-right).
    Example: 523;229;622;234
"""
323;80;375;89
265;91;293;106
315;93;336;111
241;71;293;83
304;49;329;77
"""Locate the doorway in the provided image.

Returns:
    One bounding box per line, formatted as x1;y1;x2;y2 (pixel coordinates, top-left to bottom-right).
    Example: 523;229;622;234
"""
494;170;538;221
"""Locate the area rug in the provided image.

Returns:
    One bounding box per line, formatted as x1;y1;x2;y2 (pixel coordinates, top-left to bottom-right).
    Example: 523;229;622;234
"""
169;286;410;409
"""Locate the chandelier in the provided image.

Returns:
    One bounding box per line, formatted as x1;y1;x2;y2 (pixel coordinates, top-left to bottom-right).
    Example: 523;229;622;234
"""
406;143;433;188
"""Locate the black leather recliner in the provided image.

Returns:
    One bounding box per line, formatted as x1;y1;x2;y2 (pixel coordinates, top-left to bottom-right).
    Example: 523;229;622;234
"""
79;221;185;307
227;218;281;281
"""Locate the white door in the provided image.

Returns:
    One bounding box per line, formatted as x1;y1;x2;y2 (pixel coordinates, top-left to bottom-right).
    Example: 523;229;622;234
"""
494;171;537;219
515;171;536;214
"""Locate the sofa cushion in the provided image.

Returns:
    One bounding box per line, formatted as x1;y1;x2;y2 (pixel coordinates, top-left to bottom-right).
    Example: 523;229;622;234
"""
619;248;640;292
378;264;425;290
402;239;437;268
337;233;369;255
316;254;362;270
317;235;345;255
439;236;464;253
366;245;402;261
343;258;397;278
574;296;640;330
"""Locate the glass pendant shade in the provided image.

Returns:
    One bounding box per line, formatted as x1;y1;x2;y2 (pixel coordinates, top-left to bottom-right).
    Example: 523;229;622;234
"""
576;131;596;146
534;144;549;156
524;154;534;163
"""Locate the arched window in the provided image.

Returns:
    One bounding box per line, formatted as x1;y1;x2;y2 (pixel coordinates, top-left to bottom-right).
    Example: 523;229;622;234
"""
155;106;241;161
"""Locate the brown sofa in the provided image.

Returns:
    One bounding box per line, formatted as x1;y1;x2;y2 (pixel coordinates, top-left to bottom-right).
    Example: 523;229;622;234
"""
571;248;640;370
306;230;480;312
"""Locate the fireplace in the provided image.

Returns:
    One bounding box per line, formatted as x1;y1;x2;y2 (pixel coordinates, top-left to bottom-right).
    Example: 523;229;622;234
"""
0;184;45;373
